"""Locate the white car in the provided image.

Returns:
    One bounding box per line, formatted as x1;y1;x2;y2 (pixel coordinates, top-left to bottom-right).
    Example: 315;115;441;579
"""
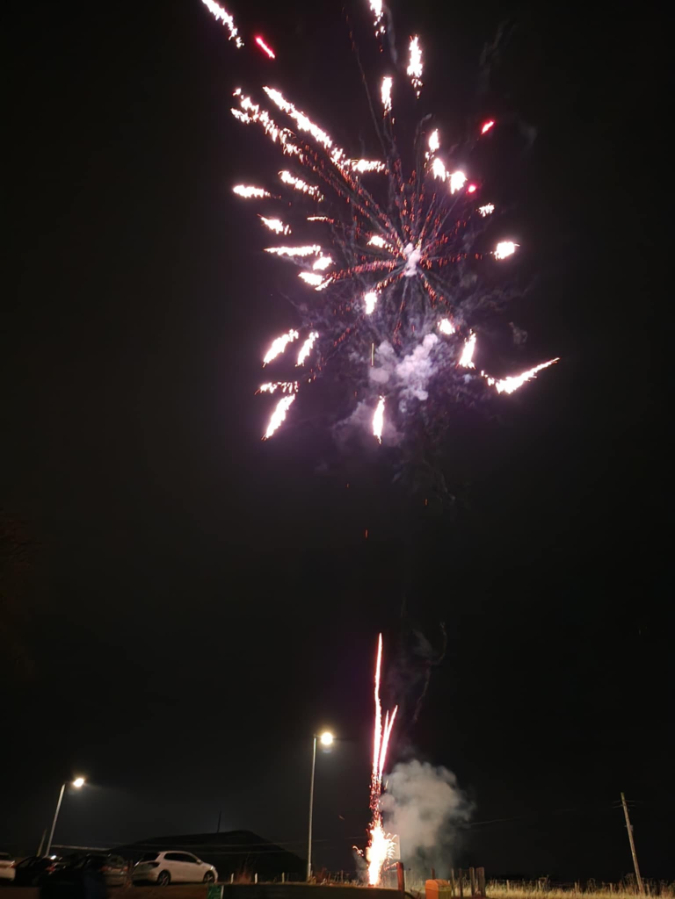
132;851;217;886
0;852;15;883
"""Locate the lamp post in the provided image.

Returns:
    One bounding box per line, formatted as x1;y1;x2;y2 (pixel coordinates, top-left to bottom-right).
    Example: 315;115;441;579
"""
307;731;333;881
45;777;85;856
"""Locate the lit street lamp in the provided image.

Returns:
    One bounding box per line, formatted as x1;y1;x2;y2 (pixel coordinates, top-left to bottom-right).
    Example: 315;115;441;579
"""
307;731;333;881
45;777;86;856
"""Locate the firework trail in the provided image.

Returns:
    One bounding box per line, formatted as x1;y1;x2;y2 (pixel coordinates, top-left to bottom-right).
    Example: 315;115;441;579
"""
363;634;399;886
198;1;559;460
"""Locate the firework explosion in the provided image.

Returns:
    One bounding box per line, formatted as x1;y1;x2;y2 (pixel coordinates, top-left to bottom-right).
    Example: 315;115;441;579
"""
199;0;559;455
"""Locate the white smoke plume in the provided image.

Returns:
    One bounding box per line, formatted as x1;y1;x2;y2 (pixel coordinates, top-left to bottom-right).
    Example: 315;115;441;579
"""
380;760;471;878
370;335;440;416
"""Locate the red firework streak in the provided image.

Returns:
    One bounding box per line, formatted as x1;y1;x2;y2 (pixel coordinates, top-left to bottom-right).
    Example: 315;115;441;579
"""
366;634;398;885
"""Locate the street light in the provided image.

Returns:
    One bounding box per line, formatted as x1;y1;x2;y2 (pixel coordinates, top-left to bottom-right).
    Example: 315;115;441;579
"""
307;732;333;881
44;777;86;856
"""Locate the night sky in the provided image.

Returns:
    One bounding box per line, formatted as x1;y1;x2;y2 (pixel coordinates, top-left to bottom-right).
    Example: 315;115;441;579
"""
3;0;673;884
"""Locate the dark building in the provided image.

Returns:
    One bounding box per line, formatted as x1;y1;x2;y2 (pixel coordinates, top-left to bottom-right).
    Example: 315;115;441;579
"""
115;830;305;881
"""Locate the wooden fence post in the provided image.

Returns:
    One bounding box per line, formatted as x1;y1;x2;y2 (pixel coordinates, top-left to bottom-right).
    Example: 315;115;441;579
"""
450;869;457;897
470;868;477;896
396;862;405;892
477;868;486;897
459;870;464;899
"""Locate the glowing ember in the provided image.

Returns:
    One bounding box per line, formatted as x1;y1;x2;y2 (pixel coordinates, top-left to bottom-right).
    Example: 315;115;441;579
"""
428;129;440;153
258;216;291;235
381;77;393;115
407;36;423;97
467;183;478;194
368;235;389;249
233;185;270;199
372;397;385;443
478;204;495;217
255;36;275;59
494;240;519;260
449;170;467;194
484;358;560;394
459;331;477;368
438;317;455;335
297;332;319;366
199;0;243;47
364;291;378;315
263;329;299;365
263;394;295;439
481;119;495;134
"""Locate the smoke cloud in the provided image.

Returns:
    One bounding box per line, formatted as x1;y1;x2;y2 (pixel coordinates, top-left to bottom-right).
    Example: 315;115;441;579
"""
380;760;471;878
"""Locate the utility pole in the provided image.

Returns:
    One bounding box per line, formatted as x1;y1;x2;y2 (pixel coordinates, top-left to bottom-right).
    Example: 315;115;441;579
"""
620;792;645;895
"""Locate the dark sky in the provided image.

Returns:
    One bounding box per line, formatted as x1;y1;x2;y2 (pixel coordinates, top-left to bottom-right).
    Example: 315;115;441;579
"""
3;0;672;884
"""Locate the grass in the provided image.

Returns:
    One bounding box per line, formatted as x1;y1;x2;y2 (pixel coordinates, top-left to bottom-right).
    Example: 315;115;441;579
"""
486;881;675;899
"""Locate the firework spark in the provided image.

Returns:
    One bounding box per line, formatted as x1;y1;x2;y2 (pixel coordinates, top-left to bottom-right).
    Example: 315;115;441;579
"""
369;0;385;37
264;245;321;257
258;381;299;394
263;394;295;439
372;397;385;443
263;329;299;365
258;216;290;235
428;129;440;153
459;331;477;368
381;77;393;115
481;119;495;134
449;170;467;194
478;203;495;217
279;170;323;200
199;0;243;47
255;35;275;58
297;331;319;365
494;240;519;259
312;255;333;271
364;290;378;315
233;185;271;199
438;318;455;335
407;36;423;97
484;358;560;394
299;272;332;289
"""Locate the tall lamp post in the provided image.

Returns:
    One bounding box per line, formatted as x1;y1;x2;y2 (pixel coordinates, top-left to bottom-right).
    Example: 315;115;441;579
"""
307;732;333;881
45;777;85;856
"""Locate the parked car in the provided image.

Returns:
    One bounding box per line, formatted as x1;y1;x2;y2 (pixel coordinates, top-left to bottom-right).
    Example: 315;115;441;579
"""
12;856;63;887
59;854;128;888
39;855;106;899
132;851;217;885
0;852;15;883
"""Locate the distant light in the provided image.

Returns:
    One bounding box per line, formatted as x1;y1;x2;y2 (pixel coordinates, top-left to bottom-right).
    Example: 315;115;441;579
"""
481;120;495;135
467;183;478;194
320;731;334;746
255;36;276;59
72;777;85;789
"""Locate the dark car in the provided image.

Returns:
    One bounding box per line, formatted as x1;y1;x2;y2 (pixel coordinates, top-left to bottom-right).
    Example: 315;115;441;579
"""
39;856;107;899
13;857;63;887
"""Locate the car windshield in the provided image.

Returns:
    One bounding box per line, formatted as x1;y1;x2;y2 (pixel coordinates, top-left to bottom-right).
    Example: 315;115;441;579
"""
140;853;159;862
